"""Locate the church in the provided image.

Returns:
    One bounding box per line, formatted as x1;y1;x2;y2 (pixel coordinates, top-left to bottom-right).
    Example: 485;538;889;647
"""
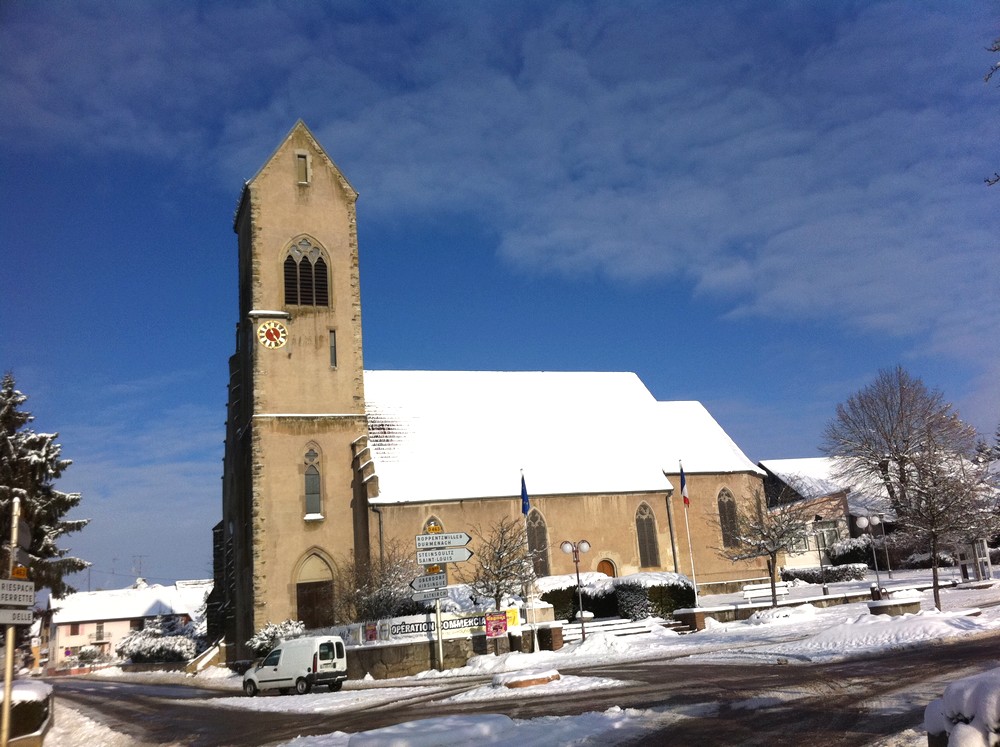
210;122;768;661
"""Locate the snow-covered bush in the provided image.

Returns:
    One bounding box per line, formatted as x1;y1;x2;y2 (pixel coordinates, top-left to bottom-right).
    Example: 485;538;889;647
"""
827;535;872;565
615;584;650;620
899;551;955;569
781;564;867;584
245;620;304;658
925;667;1000;746
615;578;694;620
76;645;103;664
115;615;201;663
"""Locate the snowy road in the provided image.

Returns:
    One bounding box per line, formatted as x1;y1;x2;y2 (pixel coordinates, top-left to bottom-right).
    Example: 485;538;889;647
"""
48;629;1000;746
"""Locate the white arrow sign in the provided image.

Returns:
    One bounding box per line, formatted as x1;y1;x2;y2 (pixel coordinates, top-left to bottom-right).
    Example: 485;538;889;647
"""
416;547;474;565
411;588;449;602
410;572;448;591
415;532;472;549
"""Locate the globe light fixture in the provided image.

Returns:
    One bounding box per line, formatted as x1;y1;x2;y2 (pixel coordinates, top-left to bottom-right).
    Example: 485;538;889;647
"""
561;539;591;641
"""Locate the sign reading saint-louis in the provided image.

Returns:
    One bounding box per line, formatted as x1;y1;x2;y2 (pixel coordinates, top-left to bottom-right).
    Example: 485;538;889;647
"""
415;532;471;549
416;547;474;565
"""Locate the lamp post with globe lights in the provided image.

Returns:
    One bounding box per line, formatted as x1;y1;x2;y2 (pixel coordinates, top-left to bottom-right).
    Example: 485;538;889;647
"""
855;515;883;589
560;539;591;642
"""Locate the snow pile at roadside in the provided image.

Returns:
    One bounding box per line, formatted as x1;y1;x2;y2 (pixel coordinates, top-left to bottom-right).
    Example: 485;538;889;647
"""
764;609;991;662
925;668;1000;746
4;679;50;702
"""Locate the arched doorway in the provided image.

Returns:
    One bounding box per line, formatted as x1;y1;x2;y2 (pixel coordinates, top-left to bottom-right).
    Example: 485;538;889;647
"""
296;554;335;629
597;559;617;577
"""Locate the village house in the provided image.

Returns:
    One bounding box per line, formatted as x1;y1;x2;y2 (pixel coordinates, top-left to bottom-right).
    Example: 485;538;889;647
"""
48;579;211;672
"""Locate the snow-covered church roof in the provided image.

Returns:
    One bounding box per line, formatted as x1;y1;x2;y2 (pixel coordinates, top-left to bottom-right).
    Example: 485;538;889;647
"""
363;370;760;505
50;579;212;625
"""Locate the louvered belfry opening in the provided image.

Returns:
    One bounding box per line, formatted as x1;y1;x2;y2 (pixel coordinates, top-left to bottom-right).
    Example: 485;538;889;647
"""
283;238;330;307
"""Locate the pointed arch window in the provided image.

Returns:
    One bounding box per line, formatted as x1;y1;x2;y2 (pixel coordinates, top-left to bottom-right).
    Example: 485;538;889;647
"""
526;509;550;577
284;238;330;307
304;448;322;519
718;489;739;548
423;516;444;534
636;503;660;568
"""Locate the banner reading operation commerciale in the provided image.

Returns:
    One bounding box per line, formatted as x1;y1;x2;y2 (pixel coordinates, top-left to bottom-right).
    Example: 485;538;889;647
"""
337;608;521;645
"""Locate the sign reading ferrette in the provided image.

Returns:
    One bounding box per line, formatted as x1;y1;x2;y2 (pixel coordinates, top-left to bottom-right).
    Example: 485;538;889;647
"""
0;579;34;607
416;547;473;565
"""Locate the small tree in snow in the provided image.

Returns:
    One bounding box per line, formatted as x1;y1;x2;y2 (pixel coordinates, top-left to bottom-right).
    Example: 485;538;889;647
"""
115;615;201;663
0;372;89;596
460;515;537;611
245;620;304;658
714;486;813;606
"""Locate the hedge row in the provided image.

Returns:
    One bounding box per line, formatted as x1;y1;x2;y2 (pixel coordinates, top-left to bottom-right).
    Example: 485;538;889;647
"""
780;563;868;584
541;582;695;622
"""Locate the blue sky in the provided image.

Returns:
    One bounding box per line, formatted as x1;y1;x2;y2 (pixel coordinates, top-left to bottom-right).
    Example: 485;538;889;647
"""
2;1;998;591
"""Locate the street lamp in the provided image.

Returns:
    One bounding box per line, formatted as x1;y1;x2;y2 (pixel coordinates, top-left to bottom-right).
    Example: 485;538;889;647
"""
855;516;882;589
560;539;591;642
876;513;893;579
813;515;829;596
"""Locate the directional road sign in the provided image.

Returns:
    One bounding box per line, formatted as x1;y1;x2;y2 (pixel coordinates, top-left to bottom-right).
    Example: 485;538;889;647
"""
409;571;448;592
411;588;449;603
416;547;474;565
0;609;32;626
0;579;34;607
415;532;472;550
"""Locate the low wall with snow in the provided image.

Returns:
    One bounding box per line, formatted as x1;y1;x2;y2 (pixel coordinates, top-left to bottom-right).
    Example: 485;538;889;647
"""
346;634;518;679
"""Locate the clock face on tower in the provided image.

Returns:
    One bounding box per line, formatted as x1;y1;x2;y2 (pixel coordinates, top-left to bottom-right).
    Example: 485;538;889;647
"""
256;321;288;349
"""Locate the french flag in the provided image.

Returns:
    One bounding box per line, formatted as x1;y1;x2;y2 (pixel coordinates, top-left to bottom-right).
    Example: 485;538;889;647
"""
680;464;689;507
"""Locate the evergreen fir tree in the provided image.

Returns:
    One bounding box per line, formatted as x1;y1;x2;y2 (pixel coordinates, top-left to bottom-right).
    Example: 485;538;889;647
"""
0;372;89;596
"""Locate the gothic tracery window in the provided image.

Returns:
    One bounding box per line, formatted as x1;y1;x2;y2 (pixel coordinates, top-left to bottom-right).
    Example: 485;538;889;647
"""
304;447;322;518
284;238;329;307
526;509;550;577
635;502;660;568
718;489;739;548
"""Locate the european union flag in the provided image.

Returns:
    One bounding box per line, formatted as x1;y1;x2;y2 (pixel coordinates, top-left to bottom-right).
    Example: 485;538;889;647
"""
521;474;530;515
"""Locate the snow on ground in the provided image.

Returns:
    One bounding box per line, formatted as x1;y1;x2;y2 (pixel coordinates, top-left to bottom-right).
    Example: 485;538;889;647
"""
44;571;1000;747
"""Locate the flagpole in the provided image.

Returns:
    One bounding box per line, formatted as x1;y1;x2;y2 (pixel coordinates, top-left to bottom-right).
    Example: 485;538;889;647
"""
521;471;539;653
680;461;700;607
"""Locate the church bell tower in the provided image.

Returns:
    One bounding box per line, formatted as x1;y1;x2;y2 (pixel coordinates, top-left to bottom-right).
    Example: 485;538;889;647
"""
217;122;370;658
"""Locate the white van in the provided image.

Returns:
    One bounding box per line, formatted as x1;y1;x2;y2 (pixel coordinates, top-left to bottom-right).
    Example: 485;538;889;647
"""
243;636;348;696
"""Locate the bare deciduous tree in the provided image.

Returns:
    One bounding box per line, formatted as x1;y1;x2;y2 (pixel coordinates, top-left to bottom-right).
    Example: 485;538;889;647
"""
822;366;999;608
460;516;537;611
714;486;813;606
331;541;422;623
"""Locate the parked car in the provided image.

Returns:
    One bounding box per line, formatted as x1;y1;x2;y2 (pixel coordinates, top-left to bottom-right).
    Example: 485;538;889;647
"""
243;636;347;696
